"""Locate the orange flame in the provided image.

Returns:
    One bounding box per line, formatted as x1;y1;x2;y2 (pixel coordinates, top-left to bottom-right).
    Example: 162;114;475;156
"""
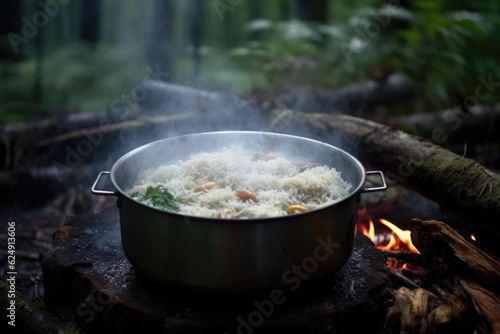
470;234;476;241
359;219;376;239
378;219;420;254
358;218;420;254
379;234;397;251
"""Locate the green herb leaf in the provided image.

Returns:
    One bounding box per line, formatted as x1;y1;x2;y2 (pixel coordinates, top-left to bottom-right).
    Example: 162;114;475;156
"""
131;186;180;212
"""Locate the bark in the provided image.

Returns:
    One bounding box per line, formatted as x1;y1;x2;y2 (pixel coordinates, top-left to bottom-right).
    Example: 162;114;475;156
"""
411;219;500;293
409;219;500;332
460;279;500;334
268;109;500;254
381;286;469;334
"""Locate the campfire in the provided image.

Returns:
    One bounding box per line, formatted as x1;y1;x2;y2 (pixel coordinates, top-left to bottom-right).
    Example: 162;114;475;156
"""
355;190;500;333
358;218;420;254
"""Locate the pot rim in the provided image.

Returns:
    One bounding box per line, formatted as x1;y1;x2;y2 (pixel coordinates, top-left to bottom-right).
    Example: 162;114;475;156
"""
108;131;368;224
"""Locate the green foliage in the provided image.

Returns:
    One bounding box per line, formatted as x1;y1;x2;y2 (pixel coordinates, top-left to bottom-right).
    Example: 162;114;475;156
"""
2;0;499;124
392;0;499;109
130;185;180;212
227;0;499;112
230;20;348;96
0;42;147;124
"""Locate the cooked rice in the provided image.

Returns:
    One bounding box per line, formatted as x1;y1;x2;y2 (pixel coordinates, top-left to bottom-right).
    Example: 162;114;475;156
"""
129;145;352;218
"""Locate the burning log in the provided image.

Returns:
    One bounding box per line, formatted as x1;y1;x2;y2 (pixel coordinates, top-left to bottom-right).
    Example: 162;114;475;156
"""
409;219;500;332
269;109;500;255
411;219;500;294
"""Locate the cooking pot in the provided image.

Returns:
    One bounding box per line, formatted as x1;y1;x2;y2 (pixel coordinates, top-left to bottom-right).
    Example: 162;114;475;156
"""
91;131;386;294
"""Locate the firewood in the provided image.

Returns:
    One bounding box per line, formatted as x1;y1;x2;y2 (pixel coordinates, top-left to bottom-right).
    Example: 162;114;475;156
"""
459;278;500;334
268;109;500;256
411;219;500;293
381;286;468;334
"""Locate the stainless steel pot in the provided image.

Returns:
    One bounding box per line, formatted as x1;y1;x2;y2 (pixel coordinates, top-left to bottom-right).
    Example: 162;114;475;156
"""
91;131;386;293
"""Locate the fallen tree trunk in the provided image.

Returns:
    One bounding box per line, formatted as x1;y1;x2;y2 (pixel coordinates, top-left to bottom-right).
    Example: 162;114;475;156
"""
0;74;412;144
369;103;500;146
1;106;143;139
276;73;413;113
268;109;500;254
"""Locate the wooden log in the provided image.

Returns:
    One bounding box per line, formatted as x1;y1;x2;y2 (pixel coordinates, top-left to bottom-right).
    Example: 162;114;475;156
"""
276;73;413;113
409;219;500;333
1;73;411;145
411;219;500;294
459;279;500;334
380;285;470;334
369;103;500;145
41;209;391;333
0;106;142;139
268;109;500;255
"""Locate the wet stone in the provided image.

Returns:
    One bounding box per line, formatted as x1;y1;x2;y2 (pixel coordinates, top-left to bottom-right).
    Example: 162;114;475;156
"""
42;208;391;333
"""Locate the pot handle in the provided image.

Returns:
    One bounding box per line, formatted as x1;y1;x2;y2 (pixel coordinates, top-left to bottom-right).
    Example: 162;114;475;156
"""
361;171;387;193
91;171;117;196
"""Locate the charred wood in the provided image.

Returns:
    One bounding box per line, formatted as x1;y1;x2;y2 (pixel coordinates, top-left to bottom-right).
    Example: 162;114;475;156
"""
408;219;500;333
459;279;500;333
380;285;470;334
411;219;500;294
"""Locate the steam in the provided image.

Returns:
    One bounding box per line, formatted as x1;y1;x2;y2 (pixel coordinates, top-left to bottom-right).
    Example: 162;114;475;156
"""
128;79;355;158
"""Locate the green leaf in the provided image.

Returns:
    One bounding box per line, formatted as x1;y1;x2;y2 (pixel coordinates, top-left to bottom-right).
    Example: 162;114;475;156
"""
131;186;180;212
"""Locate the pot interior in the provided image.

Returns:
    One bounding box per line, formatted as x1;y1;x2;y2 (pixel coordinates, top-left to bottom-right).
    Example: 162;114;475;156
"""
111;131;366;201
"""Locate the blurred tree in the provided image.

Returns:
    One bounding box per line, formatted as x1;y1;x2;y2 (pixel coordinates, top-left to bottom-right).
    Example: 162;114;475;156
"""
0;0;22;60
80;0;101;44
148;0;174;81
188;0;204;85
296;0;329;47
280;0;292;20
296;0;328;23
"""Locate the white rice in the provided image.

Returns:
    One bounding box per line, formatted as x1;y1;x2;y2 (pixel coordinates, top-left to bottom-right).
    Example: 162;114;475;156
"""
129;145;352;218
